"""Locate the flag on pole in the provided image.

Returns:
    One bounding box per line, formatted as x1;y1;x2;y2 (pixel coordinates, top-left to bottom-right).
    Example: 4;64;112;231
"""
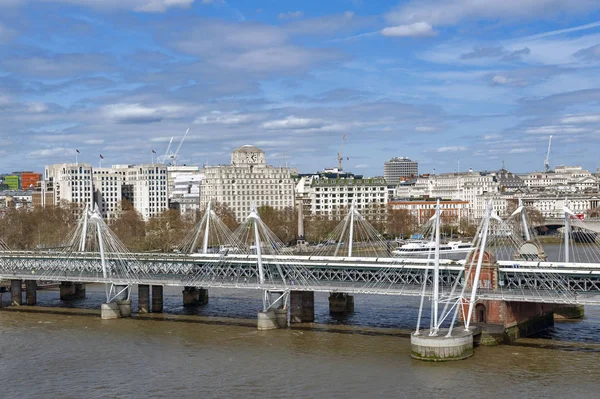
76;149;80;153
100;154;104;159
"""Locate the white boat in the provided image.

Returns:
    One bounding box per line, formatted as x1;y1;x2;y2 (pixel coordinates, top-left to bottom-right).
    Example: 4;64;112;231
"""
392;240;473;256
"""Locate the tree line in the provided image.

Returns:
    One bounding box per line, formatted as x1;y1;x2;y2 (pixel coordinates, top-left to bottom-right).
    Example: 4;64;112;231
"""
0;200;483;252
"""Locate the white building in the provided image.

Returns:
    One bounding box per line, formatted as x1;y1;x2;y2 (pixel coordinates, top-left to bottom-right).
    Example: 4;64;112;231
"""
44;163;94;208
523;166;598;193
92;168;125;220
200;145;295;221
114;164;169;221
295;173;388;216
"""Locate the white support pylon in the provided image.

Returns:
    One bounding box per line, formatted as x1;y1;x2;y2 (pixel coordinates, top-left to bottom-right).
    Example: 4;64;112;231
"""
348;201;356;257
464;201;492;331
430;199;441;336
79;205;89;252
202;200;212;254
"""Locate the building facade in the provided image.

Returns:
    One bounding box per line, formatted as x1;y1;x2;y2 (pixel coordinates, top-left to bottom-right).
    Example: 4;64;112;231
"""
44;163;94;209
295;173;388;217
389;199;469;226
200;145;295;221
384;157;418;185
115;164;168;221
92;168;125;220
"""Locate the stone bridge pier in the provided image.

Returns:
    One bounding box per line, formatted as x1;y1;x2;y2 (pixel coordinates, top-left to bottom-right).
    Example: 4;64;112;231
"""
462;250;558;345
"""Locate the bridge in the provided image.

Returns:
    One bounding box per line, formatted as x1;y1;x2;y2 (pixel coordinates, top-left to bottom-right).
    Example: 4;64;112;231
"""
2;200;600;358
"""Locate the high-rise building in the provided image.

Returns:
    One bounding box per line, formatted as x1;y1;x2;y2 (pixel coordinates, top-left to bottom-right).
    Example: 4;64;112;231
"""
384;157;418;184
200;145;295;221
44;163;94;208
92;168;125;220
114;164;169;221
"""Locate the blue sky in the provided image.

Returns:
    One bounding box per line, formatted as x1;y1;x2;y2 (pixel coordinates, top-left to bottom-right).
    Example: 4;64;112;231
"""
2;0;600;176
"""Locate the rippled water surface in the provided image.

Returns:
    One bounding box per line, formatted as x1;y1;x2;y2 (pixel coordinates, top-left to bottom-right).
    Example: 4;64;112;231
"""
1;284;600;398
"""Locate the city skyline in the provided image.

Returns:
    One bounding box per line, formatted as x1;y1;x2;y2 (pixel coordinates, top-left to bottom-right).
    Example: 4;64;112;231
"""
1;1;600;176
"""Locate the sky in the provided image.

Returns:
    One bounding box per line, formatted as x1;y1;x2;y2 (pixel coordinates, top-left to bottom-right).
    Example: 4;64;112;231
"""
1;0;600;176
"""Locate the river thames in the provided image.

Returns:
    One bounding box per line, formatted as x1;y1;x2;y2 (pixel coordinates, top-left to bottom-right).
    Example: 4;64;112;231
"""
1;284;600;398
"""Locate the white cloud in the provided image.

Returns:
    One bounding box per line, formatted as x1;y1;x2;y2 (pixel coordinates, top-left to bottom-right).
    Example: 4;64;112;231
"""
437;146;466;152
262;115;325;130
509;148;535;153
415;125;437;132
194;111;260;125
26;102;48;113
102;103;196;123
381;22;437;37
385;0;600;27
278;11;303;20
561;114;600;124
84;139;105;145
483;134;501;140
525;125;588;134
19;0;195;13
27;147;72;159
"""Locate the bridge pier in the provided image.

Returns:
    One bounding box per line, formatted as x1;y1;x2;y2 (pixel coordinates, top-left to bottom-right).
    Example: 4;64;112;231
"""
10;279;22;306
59;282;76;300
182;287;208;306
138;284;150;313
151;285;163;313
463;250;555;345
290;291;314;323
74;283;86;299
25;280;37;306
553;304;585;320
329;293;354;314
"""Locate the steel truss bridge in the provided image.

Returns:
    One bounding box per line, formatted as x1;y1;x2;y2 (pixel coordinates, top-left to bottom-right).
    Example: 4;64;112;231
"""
2;251;600;305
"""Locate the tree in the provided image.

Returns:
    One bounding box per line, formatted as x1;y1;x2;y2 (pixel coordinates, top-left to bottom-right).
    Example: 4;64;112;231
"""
143;209;193;252
459;218;478;237
258;205;297;244
588;207;600;218
109;200;146;251
211;202;239;231
386;207;416;239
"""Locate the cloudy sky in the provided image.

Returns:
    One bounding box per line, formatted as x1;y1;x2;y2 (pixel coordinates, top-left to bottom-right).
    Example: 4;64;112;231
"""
1;0;600;176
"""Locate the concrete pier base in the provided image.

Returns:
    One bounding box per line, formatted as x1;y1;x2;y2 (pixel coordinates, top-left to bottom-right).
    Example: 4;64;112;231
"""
101;302;121;320
274;308;288;328
554;304;585;320
411;329;474;361
59;282;76;300
74;283;86;299
114;285;129;301
257;310;279;330
329;293;354;314
151;285;163;313
290;291;314;323
25;280;37;306
182;286;208;306
117;300;132;318
138;284;150;313
10;279;22;306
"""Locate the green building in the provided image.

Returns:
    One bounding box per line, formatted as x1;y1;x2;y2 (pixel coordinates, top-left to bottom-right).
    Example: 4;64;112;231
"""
4;175;19;190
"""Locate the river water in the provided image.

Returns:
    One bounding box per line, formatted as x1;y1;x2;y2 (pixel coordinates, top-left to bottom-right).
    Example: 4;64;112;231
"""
1;284;600;398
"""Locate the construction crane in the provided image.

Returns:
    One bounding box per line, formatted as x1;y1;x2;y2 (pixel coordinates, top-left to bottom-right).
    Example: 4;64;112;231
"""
337;134;347;171
158;128;189;166
544;135;553;172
